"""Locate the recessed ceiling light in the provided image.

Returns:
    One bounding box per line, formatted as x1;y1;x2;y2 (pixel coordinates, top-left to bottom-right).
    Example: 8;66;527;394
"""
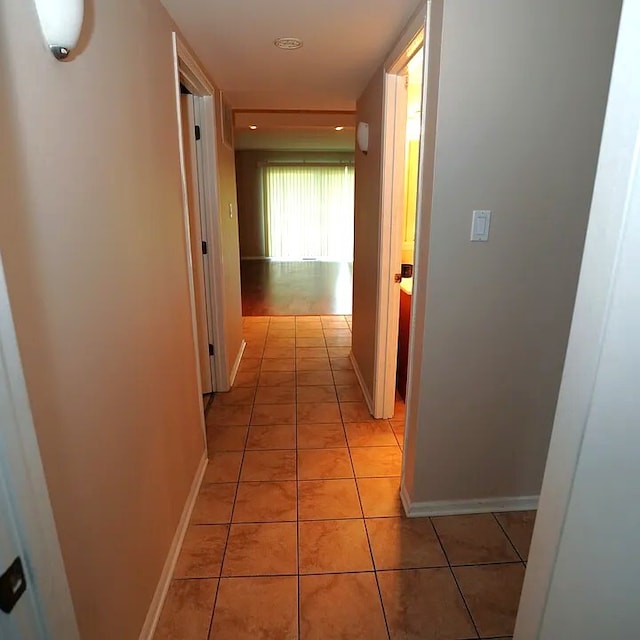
335;126;344;131
249;125;257;130
274;37;303;50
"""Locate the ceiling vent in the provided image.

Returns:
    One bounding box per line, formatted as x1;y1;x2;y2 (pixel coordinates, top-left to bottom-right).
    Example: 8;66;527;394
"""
274;37;303;50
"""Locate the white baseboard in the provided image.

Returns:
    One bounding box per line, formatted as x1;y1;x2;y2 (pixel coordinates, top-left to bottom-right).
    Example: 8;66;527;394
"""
138;454;207;640
229;339;246;388
401;489;539;518
350;352;375;416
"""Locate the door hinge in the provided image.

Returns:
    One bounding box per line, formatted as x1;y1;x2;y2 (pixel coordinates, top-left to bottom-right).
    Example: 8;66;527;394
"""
0;557;27;614
208;344;214;356
202;241;208;255
194;125;201;141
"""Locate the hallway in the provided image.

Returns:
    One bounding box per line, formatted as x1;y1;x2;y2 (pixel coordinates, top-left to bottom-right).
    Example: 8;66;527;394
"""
241;260;353;316
154;315;533;639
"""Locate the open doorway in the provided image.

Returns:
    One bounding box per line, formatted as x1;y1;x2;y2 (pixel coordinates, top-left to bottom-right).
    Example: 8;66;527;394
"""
233;114;356;317
172;34;231;405
373;25;426;420
178;87;217;396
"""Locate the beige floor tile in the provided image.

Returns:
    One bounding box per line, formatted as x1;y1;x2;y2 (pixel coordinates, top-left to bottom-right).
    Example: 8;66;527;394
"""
299;519;372;573
258;371;296;387
210;576;298;640
332;370;358;385
191;483;237;525
204;453;243;483
233;481;297;523
296;329;325;338
207;426;248;452
389;419;405;438
298;479;362;520
431;514;520;565
453;563;526;637
296;337;326;347
323;329;352;338
297;357;331;371
330;357;353;371
241;450;297;481
297;423;347;449
174;525;228;578
494;511;536;560
300;573;387;640
263;346;296;359
222;522;297;576
238;357;262;373
297;448;353;479
267;330;295;339
251;403;296;425
243;345;265;359
335;384;364;402
340;401;372;422
324;336;352;347
154;579;217;640
246;425;296;450
296;347;329;358
297;385;337;403
366;517;447;570
212;387;256;406
327;346;351;358
297;402;342;424
350;446;402;477
254;385;296;404
206;404;252;427
345;422;397;447
261;358;296;372
265;337;295;348
297;370;334;386
378;568;477;640
357;477;404;517
233;370;259;387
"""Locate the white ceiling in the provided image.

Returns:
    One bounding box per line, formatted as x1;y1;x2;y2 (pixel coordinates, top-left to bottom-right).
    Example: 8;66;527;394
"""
162;0;423;110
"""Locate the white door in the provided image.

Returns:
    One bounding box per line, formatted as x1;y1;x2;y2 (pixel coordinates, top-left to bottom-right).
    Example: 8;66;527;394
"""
0;472;45;639
0;252;79;639
179;93;216;394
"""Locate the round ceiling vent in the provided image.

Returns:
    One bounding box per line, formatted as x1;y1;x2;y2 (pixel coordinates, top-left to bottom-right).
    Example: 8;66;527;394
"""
274;37;303;50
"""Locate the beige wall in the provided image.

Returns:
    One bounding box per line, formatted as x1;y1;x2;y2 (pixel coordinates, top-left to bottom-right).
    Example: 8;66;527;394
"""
352;68;385;397
214;102;244;376
0;1;211;638
235;150;355;258
404;0;621;503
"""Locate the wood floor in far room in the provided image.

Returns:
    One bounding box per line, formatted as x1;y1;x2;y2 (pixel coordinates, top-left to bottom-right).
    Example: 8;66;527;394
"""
241;260;353;316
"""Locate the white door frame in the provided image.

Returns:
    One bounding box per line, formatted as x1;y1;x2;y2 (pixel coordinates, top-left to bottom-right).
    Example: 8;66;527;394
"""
0;252;80;639
373;5;428;418
171;34;230;392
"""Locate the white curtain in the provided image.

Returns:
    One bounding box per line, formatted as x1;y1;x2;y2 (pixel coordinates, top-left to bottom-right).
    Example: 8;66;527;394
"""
263;164;354;260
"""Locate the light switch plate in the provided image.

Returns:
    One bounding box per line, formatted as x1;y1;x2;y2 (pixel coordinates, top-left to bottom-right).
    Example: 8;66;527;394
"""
471;210;491;241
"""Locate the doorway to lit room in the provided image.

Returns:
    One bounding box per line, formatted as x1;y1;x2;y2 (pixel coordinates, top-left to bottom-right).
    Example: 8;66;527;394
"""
234;114;356;317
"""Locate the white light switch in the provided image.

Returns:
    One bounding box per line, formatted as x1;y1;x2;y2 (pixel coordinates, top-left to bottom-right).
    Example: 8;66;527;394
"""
471;210;491;241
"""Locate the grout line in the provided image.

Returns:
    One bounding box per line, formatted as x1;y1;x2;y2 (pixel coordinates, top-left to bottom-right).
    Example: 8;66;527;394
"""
294;320;302;640
491;512;525;563
205;317;268;639
342;405;392;640
430;522;482;639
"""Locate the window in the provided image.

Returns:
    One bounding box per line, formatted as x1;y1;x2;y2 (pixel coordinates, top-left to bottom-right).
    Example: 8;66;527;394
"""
263;164;354;260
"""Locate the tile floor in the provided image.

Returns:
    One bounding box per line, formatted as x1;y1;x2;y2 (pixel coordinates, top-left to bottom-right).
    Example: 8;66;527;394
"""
154;315;535;640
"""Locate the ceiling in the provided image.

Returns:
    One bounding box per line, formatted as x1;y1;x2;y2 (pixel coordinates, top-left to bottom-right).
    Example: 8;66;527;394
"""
233;111;355;151
162;0;423;110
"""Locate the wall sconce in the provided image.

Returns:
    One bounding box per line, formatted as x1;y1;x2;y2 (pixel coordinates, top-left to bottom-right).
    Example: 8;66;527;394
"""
357;122;369;154
33;0;84;60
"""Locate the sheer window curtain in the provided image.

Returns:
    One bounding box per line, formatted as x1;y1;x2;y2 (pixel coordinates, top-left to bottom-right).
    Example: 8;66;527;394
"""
263;164;355;260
